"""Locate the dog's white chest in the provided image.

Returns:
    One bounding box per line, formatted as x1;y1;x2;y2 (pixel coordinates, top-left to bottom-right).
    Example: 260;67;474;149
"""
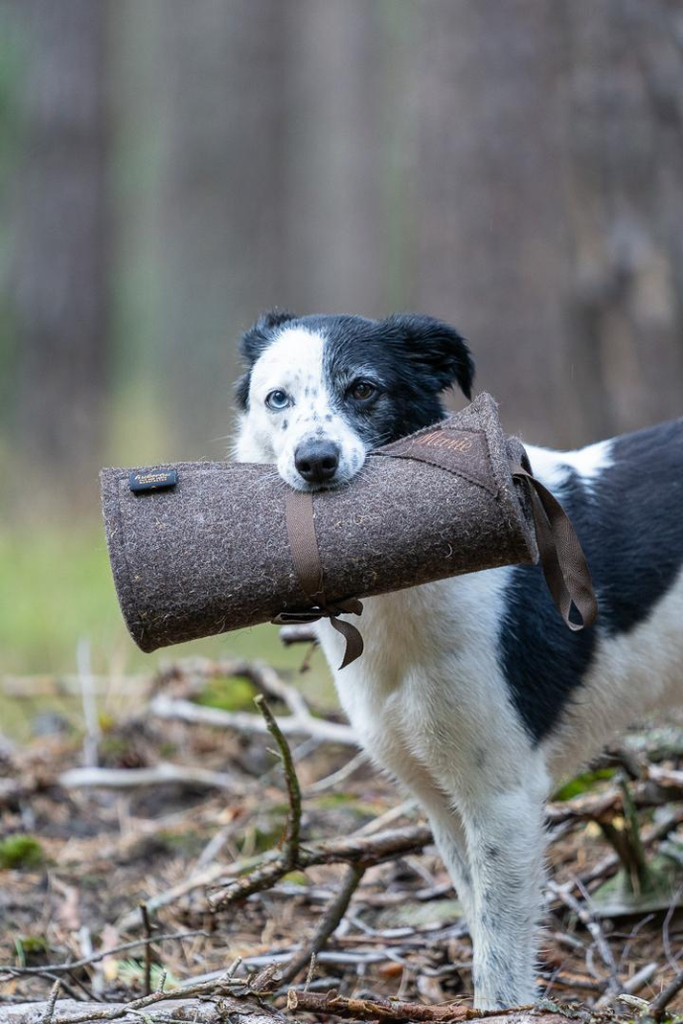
316;571;533;798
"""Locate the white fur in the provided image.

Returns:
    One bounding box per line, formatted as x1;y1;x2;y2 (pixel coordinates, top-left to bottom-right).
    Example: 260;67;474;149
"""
236;354;681;1008
316;574;549;1007
543;565;683;779
234;327;366;489
526;438;615;492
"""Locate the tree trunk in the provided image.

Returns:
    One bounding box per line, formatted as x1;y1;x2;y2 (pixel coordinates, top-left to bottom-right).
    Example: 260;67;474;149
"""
413;0;683;448
153;0;289;458
7;0;110;505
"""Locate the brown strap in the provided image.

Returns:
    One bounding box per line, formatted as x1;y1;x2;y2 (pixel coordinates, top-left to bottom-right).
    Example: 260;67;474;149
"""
284;490;324;604
513;466;598;631
275;489;364;669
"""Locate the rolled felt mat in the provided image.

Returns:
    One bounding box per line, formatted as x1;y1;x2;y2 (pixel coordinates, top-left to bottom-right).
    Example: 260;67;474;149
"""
101;392;597;665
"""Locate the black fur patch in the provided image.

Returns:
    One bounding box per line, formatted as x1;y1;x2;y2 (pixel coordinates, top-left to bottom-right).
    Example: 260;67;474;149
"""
501;418;683;742
235;309;296;410
236;311;474;438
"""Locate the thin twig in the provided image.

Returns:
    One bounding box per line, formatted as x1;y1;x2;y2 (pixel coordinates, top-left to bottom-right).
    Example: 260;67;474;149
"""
58;763;247;793
254;695;301;869
305;750;368;794
547;880;620;994
279;863;365;986
208;823;432;910
1;930;208;977
41;980;62;1024
595;961;660;1009
650;965;683;1019
40;970;261;1024
139;904;153;996
77;637;100;769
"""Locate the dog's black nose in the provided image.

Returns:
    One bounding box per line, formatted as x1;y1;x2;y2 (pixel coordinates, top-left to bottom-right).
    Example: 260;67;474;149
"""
295;440;340;485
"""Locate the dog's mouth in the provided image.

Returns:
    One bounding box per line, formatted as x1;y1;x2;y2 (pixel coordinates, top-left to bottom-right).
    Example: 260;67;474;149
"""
287;472;356;494
280;437;366;492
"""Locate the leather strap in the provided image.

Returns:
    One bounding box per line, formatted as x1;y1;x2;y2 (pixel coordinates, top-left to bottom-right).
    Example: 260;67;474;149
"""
512;465;598;631
273;489;364;669
274;459;597;670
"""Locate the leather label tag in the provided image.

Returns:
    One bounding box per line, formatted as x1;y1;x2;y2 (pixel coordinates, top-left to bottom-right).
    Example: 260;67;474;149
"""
129;469;179;493
372;427;496;493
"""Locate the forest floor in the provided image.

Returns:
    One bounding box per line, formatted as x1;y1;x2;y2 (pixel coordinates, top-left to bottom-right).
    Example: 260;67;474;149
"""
1;654;683;1023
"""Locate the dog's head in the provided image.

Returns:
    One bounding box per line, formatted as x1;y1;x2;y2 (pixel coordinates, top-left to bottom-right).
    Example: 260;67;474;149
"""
233;310;474;490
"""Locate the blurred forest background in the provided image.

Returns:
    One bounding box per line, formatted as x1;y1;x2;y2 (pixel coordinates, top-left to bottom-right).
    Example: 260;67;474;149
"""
1;0;683;684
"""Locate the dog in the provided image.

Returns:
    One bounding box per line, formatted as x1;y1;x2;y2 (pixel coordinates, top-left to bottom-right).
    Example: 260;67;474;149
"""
234;309;683;1009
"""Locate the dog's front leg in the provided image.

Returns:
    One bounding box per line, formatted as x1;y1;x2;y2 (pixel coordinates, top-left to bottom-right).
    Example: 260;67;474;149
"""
418;794;475;924
460;782;548;1009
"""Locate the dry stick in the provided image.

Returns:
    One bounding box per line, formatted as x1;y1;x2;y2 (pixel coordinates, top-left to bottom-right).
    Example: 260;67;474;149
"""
209;823;432;910
548;881;620;995
0;1000;286;1024
278;625;318;646
578;805;683;891
150;693;357;745
0;972;84;1005
278;863;365;987
305;750;368;795
139;904;153;996
594;961;660;1010
546;777;683;826
40;981;62;1024
286;989;535;1022
254;695;301;868
650;965;683;1019
0;931;208;978
37;972;269;1024
58;763;248;793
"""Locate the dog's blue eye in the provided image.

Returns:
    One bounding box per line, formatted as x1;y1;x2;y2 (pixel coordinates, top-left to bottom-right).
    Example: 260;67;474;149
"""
265;390;290;411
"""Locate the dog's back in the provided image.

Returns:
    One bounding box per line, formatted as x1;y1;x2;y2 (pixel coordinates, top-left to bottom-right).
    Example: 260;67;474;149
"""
515;417;683;775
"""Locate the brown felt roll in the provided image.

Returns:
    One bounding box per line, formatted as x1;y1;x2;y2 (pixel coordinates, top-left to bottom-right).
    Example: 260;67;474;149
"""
101;393;541;655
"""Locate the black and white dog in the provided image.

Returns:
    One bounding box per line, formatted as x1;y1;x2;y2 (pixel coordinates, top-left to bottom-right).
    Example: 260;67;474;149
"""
234;309;683;1009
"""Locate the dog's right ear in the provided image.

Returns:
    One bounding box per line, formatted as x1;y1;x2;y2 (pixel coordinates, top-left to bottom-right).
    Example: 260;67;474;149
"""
236;309;297;410
240;309;297;364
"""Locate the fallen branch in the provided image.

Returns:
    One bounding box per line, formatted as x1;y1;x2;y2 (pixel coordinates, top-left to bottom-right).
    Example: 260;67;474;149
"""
0;992;285;1024
0;969;289;1024
278;863;365;986
285;989;541;1022
58;763;248;793
546;774;683;825
150;693;357;746
208;823;433;910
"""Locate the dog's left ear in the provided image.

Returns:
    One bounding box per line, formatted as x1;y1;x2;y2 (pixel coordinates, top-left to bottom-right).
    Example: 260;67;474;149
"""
382;314;474;399
236;309;297;411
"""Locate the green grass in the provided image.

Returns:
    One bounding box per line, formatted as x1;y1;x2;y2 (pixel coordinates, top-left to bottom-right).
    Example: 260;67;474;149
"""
0;524;335;739
0;834;44;870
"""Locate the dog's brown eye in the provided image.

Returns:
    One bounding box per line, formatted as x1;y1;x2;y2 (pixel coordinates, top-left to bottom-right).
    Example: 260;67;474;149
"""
351;381;377;401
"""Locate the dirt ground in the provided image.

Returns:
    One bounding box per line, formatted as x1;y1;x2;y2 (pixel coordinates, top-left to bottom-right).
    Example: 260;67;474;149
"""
1;657;683;1021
